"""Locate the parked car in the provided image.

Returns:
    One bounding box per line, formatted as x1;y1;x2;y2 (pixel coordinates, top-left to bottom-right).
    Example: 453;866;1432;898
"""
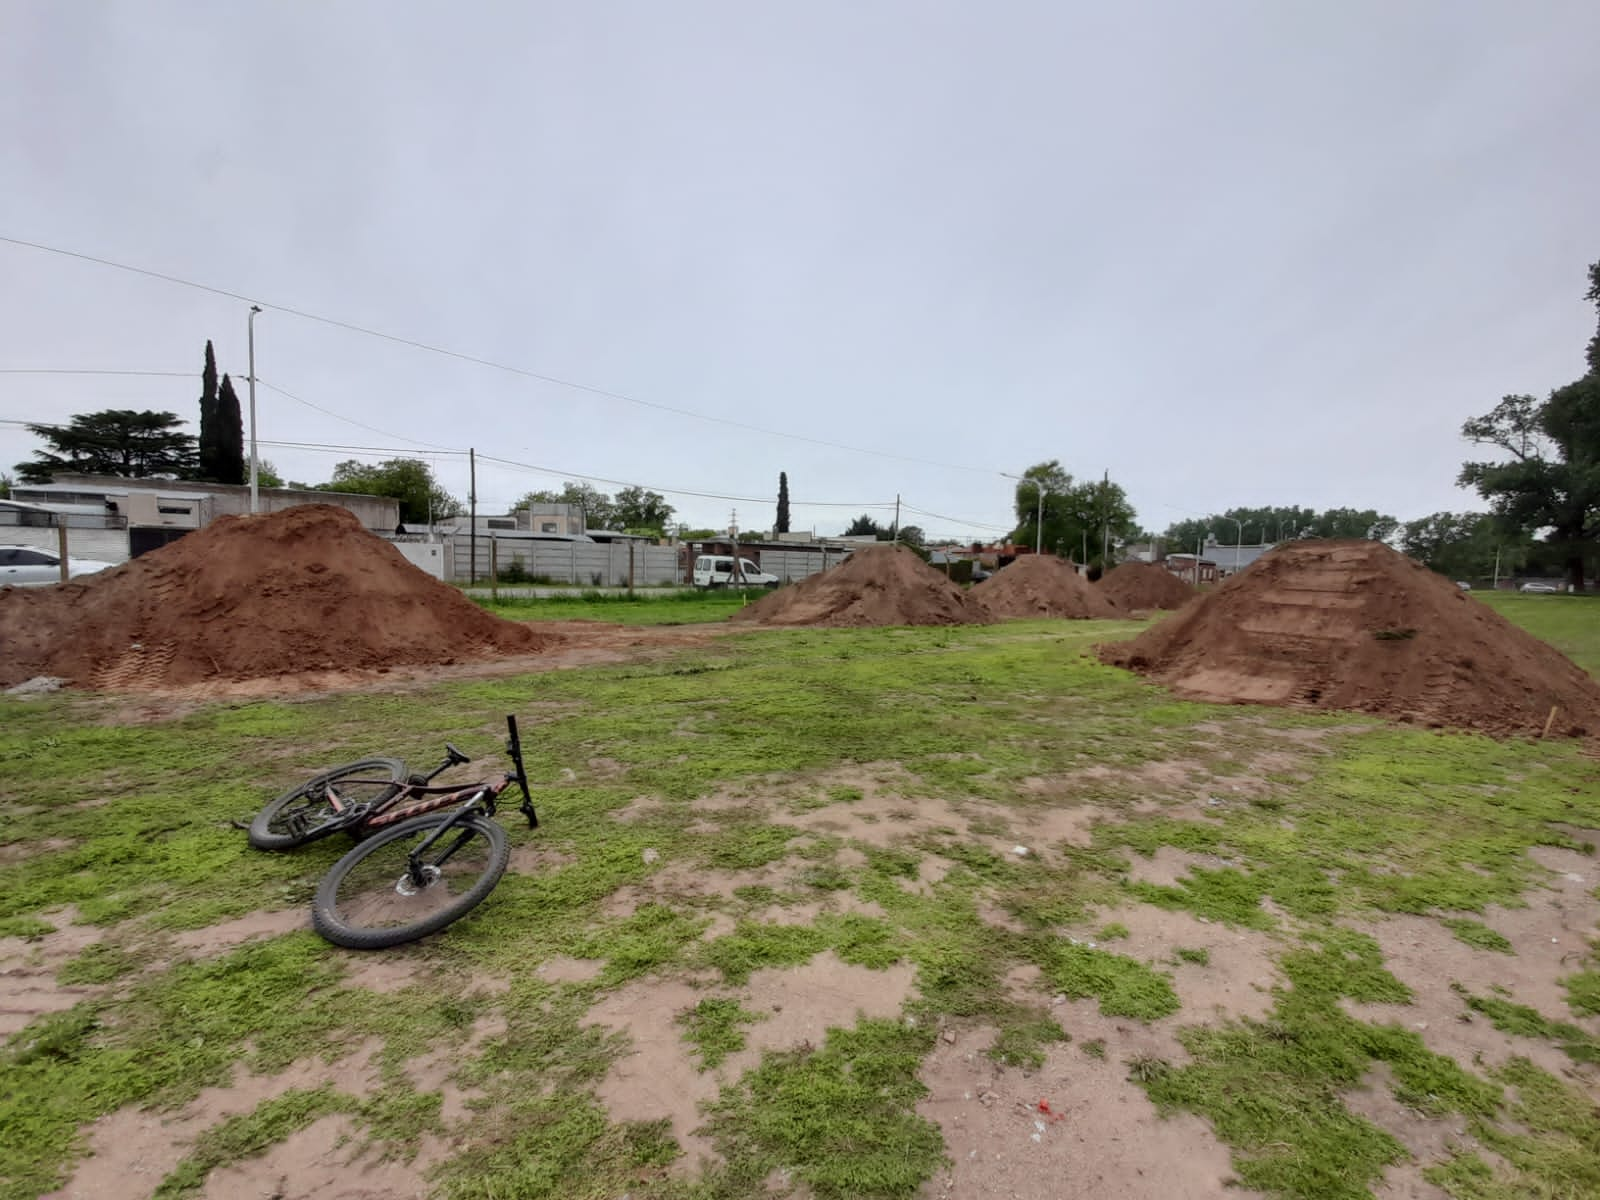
1519;581;1562;594
1455;581;1472;591
0;545;116;586
692;555;779;588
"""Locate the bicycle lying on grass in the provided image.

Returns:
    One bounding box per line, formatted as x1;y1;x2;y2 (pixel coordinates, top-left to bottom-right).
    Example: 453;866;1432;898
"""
247;715;539;950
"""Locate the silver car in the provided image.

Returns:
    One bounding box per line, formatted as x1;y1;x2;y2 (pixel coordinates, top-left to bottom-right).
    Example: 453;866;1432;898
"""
0;545;116;586
1518;581;1562;594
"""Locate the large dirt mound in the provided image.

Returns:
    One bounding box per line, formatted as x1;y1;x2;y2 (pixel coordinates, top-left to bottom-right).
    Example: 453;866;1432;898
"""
1098;539;1600;737
1096;561;1195;611
730;543;991;627
0;505;552;689
972;554;1120;619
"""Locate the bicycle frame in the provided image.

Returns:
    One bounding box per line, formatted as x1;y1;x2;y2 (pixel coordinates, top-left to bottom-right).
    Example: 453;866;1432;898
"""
397;715;539;885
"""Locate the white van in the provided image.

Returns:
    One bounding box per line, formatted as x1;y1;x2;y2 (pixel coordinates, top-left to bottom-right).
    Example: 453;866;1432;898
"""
693;555;779;588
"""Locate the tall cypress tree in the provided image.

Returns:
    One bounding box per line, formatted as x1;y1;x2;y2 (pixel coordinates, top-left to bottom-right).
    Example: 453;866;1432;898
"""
216;373;246;485
776;471;791;534
197;340;220;480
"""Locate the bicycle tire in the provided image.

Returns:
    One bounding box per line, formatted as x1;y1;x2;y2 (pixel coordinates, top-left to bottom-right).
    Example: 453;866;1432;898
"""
311;812;509;949
247;758;407;852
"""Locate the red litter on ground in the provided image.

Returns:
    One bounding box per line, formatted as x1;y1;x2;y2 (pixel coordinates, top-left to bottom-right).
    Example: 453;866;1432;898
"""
1038;1099;1065;1122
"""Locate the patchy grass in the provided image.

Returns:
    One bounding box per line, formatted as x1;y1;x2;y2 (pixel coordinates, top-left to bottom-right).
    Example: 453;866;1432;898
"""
4;612;1600;1198
1563;969;1600;1018
1454;986;1600;1065
1175;947;1210;966
473;588;768;626
152;1086;348;1199
1442;917;1515;955
678;997;762;1071
704;1018;945;1200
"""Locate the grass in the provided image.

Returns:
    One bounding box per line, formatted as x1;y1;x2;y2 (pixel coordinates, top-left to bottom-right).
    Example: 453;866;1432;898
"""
1476;591;1600;675
1442;917;1514;955
2;606;1599;1198
472;587;771;626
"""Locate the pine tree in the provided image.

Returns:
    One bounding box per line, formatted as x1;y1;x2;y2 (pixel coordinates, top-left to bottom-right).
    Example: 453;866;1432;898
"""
776;471;791;534
216;373;246;485
197;340;220;480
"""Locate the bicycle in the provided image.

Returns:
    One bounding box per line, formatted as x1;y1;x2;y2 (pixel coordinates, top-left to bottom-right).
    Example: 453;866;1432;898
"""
247;715;539;949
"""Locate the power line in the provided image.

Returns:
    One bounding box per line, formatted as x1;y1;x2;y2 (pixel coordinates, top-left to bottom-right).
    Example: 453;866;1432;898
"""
0;368;195;378
255;379;461;453
900;501;1014;532
1;234;997;475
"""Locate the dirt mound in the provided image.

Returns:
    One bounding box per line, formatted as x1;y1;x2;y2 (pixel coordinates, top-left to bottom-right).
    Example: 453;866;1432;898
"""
730;543;991;627
0;505;552;689
971;554;1120;619
1098;539;1600;737
1096;561;1195;611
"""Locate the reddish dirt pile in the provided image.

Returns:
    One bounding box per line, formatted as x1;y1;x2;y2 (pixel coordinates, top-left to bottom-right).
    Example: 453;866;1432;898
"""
730;543;991;628
1096;561;1196;611
971;554;1121;619
1099;539;1600;737
0;504;552;690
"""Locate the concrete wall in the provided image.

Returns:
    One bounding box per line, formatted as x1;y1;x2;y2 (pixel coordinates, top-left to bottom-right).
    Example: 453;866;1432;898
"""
39;475;401;530
389;539;451;580
4;525;130;564
450;534;679;585
758;547;854;583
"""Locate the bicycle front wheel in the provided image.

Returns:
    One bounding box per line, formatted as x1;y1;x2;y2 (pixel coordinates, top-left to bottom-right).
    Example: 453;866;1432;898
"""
311;812;509;949
248;758;406;852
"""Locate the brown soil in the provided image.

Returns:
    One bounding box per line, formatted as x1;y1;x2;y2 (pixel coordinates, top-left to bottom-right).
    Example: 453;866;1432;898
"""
1096;561;1196;611
1099;540;1600;737
971;554;1121;620
0;505;553;689
729;543;991;627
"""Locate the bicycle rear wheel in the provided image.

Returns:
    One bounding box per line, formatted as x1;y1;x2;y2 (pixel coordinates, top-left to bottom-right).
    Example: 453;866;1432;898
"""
311;812;509;949
248;758;406;852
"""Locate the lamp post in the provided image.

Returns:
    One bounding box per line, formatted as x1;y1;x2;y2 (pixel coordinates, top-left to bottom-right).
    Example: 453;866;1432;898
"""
247;305;262;514
1223;516;1243;576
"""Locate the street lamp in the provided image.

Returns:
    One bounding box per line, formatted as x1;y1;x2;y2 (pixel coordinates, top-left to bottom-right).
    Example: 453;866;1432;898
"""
247;305;262;514
1222;516;1243;576
999;471;1049;555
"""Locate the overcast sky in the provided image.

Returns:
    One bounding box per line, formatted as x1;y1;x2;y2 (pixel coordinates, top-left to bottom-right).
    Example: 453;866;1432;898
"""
3;2;1597;539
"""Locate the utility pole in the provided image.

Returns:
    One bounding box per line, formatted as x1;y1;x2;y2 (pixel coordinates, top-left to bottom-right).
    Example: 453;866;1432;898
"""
729;508;743;584
1493;546;1501;591
1035;484;1047;554
894;494;901;542
1101;469;1110;567
469;447;477;585
247;305;262;513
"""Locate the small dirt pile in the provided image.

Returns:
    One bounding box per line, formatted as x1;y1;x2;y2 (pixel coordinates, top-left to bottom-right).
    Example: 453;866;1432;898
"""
1096;562;1195;611
971;554;1121;619
0;505;552;689
730;543;991;627
1099;539;1600;737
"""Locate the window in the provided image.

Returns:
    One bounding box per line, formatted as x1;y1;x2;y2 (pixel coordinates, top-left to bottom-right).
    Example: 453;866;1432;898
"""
0;549;15;566
14;549;55;566
741;560;760;575
157;504;192;516
487;518;516;530
540;522;557;533
714;559;732;574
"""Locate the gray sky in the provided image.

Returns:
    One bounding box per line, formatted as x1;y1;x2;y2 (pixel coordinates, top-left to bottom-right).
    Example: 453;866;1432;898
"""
4;1;1597;539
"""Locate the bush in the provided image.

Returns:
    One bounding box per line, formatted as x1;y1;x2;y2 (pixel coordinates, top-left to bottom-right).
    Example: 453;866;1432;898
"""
497;559;530;584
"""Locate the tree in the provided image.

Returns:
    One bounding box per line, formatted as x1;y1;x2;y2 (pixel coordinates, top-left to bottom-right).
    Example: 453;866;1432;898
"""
1160;505;1396;551
1588;259;1600;376
213;374;246;485
613;486;675;534
197;340;221;480
0;473;11;499
257;460;285;489
1008;461;1139;565
845;513;886;538
515;482;616;531
15;409;198;482
318;458;461;525
776;472;791;534
1400;512;1528;581
897;525;926;547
